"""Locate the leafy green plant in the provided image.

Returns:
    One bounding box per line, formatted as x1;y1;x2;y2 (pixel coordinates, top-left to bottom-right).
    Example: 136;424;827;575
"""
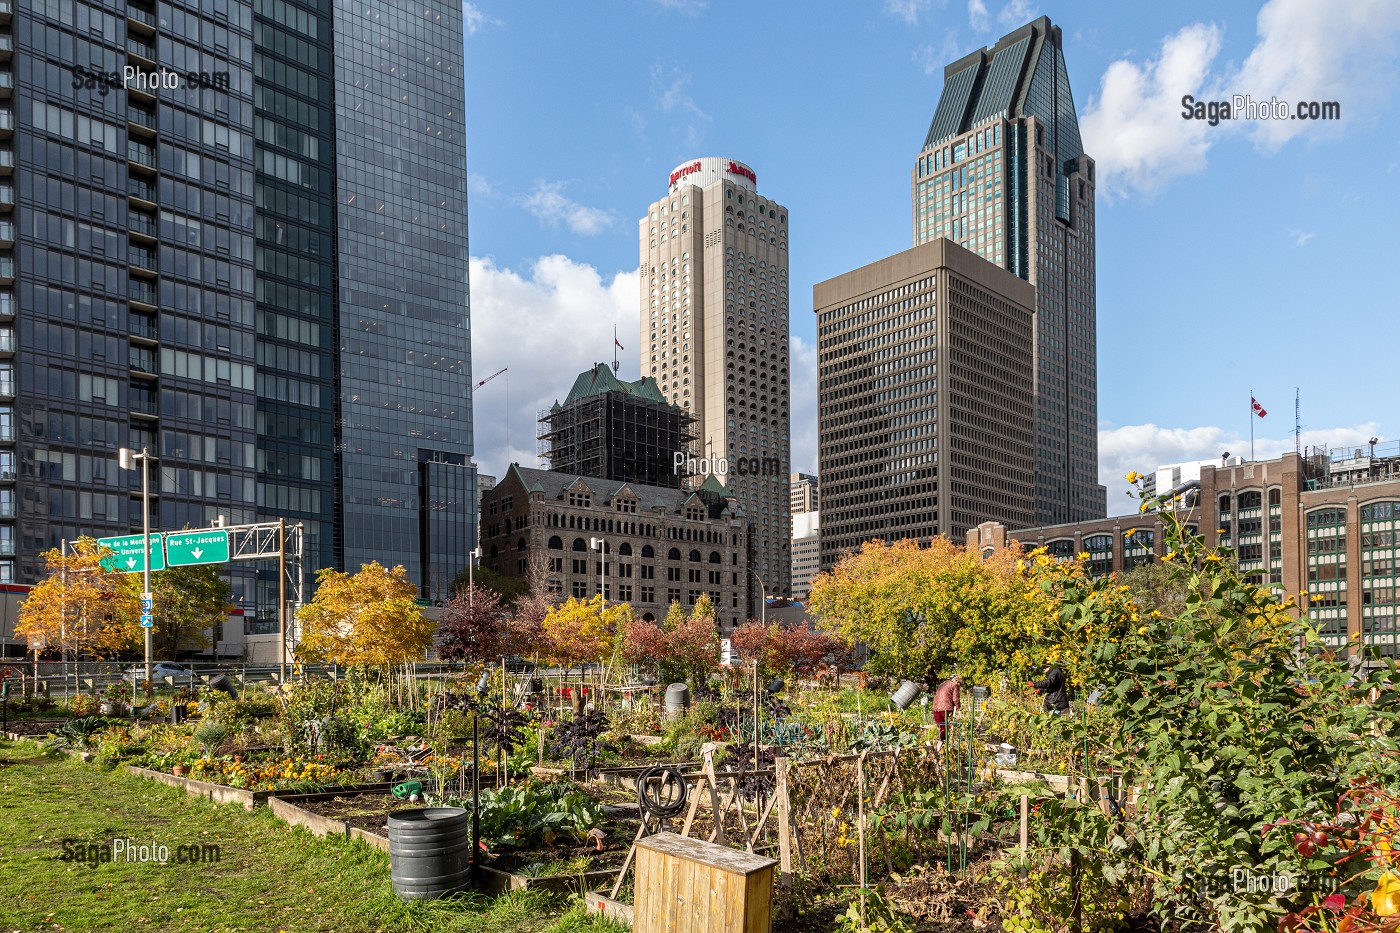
46;717;113;752
835;888;915;933
467;780;605;848
194;720;229;757
1013;480;1400;933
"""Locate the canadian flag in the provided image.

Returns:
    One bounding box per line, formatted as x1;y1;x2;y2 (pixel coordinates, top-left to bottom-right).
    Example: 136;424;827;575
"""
1252;397;1267;418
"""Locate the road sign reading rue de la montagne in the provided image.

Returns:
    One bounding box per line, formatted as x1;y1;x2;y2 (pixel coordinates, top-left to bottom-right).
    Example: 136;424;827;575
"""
96;535;166;573
164;530;230;567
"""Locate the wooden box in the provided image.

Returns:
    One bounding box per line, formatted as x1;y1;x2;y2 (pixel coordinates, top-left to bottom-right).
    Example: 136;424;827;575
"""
633;832;776;933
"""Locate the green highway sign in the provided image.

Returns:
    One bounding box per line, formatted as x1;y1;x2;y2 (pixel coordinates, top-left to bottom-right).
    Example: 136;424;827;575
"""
96;534;166;573
164;530;230;567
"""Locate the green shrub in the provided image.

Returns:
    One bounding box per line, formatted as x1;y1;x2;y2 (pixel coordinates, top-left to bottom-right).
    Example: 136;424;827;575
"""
194;721;229;757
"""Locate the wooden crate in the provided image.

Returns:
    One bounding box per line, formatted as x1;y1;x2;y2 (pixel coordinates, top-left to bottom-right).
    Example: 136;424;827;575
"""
633;831;776;933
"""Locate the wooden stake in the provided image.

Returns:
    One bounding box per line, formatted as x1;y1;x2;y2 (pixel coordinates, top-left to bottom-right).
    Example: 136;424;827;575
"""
1019;794;1029;879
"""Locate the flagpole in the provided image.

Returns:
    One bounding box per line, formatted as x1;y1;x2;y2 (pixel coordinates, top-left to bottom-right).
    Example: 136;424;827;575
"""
1250;389;1255;461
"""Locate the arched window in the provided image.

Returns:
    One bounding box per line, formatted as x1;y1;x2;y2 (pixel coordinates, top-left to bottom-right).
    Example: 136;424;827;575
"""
642;545;655;559
1238;491;1262;510
572;538;587;552
1046;539;1076;560
708;551;720;564
619;542;633;556
548;536;563;550
517;538;527;552
689;550;701;562
668;547;681;561
1083;534;1114;577
489;544;499;558
1268;488;1282;507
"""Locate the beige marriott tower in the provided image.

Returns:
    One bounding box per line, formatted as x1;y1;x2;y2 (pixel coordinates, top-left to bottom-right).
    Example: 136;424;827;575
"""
640;158;792;615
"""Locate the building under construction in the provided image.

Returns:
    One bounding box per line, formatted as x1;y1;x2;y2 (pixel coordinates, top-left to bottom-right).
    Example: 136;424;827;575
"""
539;364;696;489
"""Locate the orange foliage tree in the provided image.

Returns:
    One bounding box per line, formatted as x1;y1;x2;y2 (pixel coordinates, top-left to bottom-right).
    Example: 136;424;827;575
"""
16;538;140;659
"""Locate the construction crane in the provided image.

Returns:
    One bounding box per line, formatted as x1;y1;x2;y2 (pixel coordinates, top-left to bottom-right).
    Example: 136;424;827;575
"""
472;367;506;393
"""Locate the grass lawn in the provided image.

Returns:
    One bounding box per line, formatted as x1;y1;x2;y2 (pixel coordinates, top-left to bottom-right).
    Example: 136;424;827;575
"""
0;740;626;933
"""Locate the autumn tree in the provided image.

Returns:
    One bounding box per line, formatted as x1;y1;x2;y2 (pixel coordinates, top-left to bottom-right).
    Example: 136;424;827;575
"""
505;591;551;660
542;595;631;673
16;538;140;659
728;619;851;679
437;584;510;664
296;562;435;668
807;537;1054;688
623;598;721;686
151;565;234;658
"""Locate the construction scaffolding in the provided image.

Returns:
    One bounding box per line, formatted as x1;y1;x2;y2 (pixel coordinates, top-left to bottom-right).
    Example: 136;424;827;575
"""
538;396;696;490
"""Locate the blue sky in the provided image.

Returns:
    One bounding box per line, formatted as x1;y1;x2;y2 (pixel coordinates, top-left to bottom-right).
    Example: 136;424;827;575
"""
460;0;1400;517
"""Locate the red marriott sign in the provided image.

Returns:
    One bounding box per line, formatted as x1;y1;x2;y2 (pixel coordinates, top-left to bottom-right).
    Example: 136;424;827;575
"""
669;162;702;186
726;161;756;184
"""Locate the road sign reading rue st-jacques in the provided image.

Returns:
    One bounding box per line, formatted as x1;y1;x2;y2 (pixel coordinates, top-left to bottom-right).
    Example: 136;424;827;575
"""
164;530;230;567
96;535;166;574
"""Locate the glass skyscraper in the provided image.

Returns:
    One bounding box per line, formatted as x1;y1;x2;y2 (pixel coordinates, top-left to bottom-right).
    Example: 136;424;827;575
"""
913;16;1105;525
3;0;474;649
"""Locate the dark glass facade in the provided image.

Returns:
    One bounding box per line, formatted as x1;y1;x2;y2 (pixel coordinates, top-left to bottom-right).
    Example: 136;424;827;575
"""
5;0;474;629
9;0;258;612
251;0;336;624
331;0;474;600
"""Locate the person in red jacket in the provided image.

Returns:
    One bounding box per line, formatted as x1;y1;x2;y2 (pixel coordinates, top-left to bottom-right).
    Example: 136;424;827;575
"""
932;674;962;742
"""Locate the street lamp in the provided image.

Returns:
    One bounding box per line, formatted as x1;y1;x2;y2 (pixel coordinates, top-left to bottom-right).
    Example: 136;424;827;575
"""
755;574;768;626
590;537;604;605
118;447;156;688
467;547;481;609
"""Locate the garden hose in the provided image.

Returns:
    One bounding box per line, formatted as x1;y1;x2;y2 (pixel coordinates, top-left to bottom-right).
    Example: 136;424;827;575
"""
636;765;688;820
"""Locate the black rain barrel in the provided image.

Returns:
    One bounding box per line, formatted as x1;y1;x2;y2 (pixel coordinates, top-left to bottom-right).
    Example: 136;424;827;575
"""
388;807;472;900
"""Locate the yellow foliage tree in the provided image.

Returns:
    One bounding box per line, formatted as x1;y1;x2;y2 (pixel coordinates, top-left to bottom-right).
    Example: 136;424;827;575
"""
542;594;631;672
295;562;434;667
807;537;1055;688
16;538;141;658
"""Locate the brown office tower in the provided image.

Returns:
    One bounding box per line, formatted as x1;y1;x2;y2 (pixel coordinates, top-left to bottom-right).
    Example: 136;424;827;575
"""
914;16;1105;524
640;158;791;615
815;240;1036;569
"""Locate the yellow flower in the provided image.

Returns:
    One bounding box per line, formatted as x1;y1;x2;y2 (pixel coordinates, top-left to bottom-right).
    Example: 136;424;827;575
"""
1076;551;1090;561
1164;551;1177;562
1137;626;1148;636
1124;471;1140;484
1310;594;1322;603
1216;529;1226;534
1123;530;1136;540
1372;871;1400;917
1205;554;1222;563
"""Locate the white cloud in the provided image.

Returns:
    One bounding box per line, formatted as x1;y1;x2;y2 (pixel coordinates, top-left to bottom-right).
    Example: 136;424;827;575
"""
1231;0;1400;151
1081;0;1400;198
996;0;1034;29
1098;421;1382;515
651;65;712;150
914;31;967;78
469;256;641;477
967;0;989;31
1079;23;1224;199
520;182;617;236
467;174;497;198
1289;228;1315;247
789;336;818;475
886;0;935;26
461;2;499;35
